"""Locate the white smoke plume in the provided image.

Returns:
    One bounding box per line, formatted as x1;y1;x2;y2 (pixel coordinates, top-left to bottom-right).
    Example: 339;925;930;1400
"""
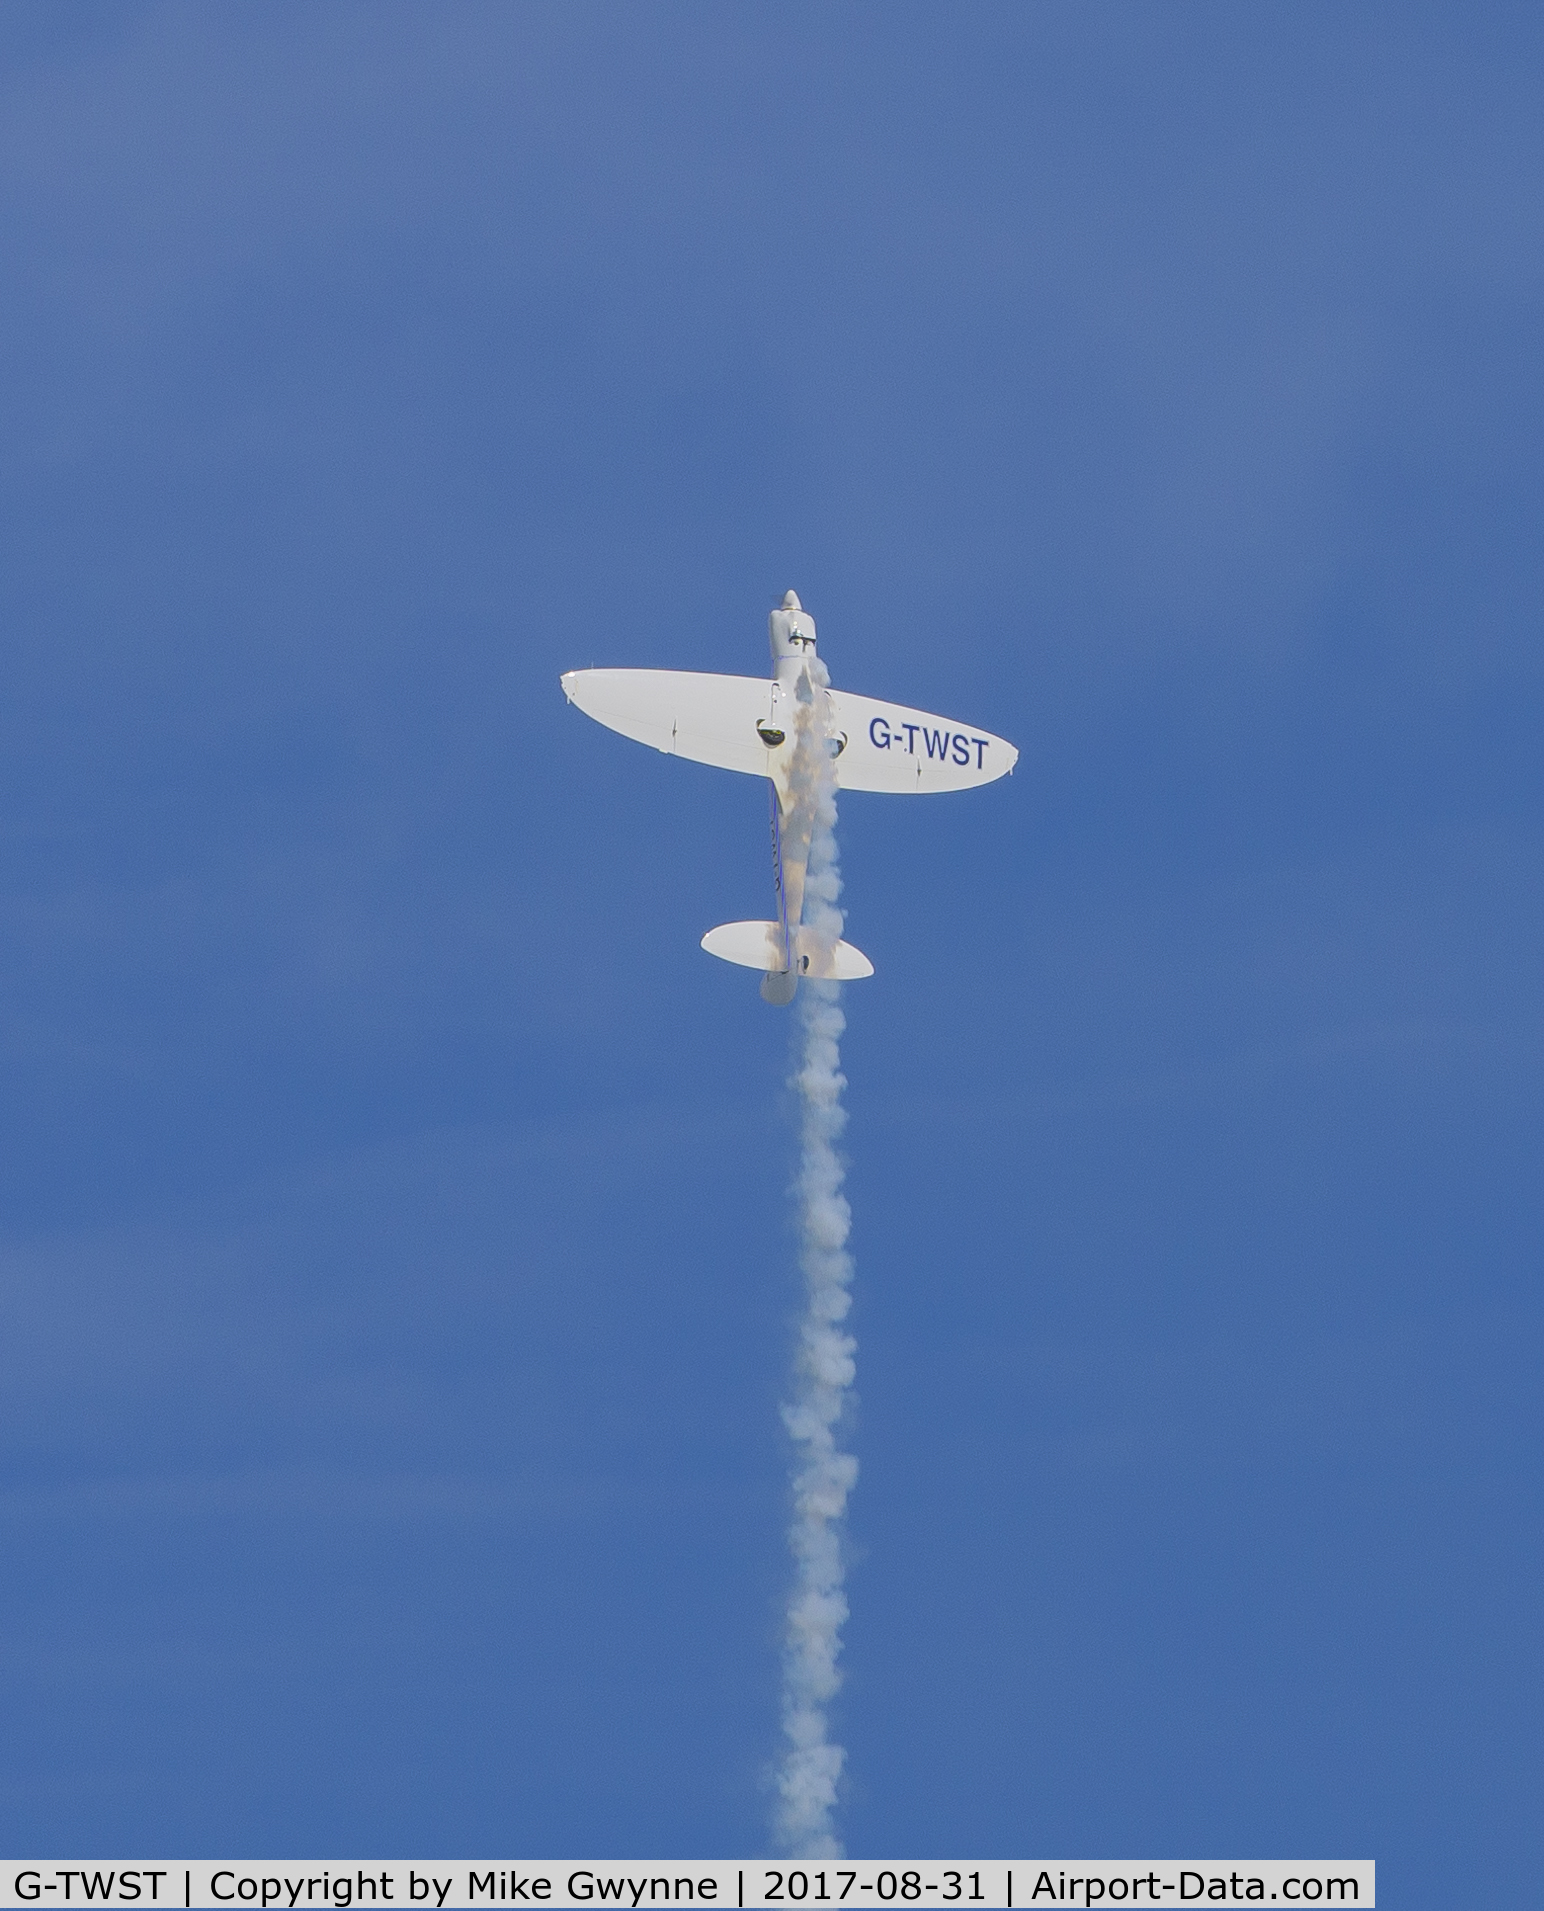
775;657;858;1858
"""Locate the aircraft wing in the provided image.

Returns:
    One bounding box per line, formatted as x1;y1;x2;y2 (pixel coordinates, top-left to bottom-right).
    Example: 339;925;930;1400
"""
560;668;1016;791
826;686;1016;791
561;669;776;777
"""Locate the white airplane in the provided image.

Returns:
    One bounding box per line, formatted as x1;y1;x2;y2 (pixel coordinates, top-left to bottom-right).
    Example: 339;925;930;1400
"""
561;591;1016;1003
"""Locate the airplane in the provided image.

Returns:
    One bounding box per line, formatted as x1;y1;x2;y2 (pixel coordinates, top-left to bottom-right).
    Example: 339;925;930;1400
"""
561;591;1016;1003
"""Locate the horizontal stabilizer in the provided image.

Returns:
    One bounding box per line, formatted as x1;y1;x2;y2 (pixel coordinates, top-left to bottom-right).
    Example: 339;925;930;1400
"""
701;921;875;981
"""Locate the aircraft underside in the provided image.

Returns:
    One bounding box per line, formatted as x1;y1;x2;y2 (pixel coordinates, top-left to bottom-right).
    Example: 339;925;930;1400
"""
561;592;1015;1002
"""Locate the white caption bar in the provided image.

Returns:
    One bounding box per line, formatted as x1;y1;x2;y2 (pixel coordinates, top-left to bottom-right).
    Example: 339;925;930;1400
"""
0;1863;1375;1910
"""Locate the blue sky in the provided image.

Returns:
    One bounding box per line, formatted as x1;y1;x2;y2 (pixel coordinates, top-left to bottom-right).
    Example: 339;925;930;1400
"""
1;1;1540;1891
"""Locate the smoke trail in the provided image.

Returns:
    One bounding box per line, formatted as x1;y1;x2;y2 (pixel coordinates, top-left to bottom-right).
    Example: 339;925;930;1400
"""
775;657;858;1859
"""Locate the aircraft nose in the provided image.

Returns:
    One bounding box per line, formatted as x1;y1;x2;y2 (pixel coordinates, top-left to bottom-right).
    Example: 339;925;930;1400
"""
781;589;801;610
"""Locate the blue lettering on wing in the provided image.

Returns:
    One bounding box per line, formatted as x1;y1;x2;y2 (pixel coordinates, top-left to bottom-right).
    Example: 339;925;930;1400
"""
923;726;951;761
951;733;970;766
868;716;891;749
972;737;989;768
